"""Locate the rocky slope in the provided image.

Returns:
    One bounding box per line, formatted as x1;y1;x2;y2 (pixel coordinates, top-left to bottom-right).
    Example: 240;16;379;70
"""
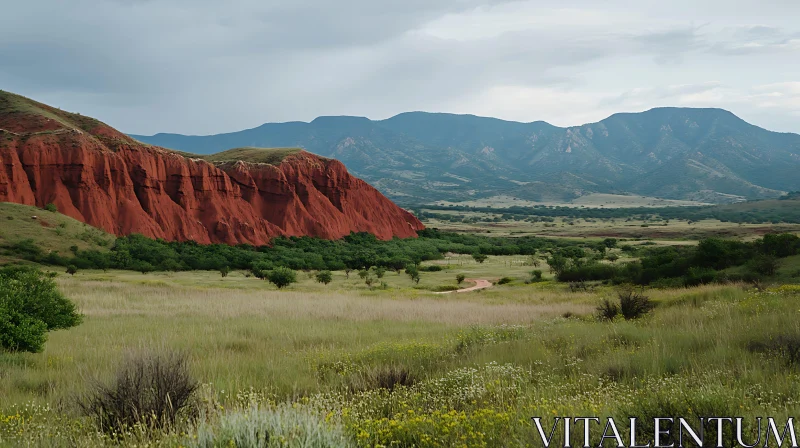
0;91;423;245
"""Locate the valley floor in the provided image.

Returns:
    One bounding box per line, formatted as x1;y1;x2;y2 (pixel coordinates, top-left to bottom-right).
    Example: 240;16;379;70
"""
3;256;800;446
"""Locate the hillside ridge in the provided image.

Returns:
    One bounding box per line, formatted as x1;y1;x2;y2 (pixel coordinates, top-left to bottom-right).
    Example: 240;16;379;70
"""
0;91;423;244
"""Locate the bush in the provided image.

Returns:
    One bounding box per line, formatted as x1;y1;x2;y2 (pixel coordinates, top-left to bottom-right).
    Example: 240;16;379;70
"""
219;266;230;278
315;270;332;285
80;351;198;434
43;203;58;212
421;265;442;272
347;364;417;393
192;404;351;448
618;286;654;320
529;270;543;282
267;267;297;289
747;254;779;277
456;274;465;284
497;277;513;285
0;266;82;352
596;298;620;321
472;253;488;263
66;264;78;276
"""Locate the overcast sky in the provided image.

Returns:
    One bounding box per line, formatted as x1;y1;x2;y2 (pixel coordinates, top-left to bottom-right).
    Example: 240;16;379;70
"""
2;0;799;135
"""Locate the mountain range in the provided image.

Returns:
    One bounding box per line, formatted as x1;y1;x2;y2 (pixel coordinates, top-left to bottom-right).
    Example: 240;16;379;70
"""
132;108;800;205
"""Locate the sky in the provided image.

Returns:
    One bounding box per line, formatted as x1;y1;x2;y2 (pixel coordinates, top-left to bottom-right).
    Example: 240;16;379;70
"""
2;0;799;135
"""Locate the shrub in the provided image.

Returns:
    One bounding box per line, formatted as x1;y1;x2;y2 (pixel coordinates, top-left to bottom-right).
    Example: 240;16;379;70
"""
315;270;332;285
747;333;800;366
66;264;78;276
80;351;197;434
267;267;297;289
421;265;442;272
347;364;417;393
456;274;465;284
596;299;620;321
683;267;717;286
219;266;230;278
373;266;386;278
618;286;654;320
43;203;57;212
192;404;351;448
529;270;543;282
472;253;488;263
747;254;779;277
497;277;513;285
0;266;82;352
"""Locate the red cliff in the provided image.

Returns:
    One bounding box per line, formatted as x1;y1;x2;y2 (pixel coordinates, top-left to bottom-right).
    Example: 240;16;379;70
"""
0;91;423;245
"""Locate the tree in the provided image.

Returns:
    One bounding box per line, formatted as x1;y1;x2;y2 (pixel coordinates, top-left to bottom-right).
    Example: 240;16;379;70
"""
219;266;230;278
44;203;58;213
405;265;421;284
456;274;465;284
748;254;779;277
66;265;78;276
267;267;297;289
0;266;82;352
472;253;488;264
373;266;386;279
606;253;619;263
315;270;332;285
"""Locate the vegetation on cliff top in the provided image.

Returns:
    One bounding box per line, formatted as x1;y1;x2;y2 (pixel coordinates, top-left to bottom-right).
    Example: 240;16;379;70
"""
201;146;304;165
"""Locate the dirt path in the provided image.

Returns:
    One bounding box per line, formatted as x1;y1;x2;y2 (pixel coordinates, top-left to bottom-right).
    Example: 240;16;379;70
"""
434;278;493;294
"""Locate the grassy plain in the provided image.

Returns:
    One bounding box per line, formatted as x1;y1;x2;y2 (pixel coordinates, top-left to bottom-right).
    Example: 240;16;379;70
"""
3;206;800;446
2;252;800;446
421;209;800;240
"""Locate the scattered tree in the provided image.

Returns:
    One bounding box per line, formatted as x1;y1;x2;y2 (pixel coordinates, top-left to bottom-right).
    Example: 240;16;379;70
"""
405;265;421;284
472;253;488;264
267;267;297;289
316;270;333;285
219;266;230;278
66;265;78;276
456;274;466;284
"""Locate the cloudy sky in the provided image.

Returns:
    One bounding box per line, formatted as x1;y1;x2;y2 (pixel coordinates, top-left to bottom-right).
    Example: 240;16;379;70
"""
2;0;799;135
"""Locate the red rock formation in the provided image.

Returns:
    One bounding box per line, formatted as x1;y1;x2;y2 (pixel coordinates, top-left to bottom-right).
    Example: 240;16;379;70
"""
0;92;423;244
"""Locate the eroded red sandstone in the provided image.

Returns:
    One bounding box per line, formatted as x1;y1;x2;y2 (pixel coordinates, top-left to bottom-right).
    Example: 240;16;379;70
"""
0;107;423;244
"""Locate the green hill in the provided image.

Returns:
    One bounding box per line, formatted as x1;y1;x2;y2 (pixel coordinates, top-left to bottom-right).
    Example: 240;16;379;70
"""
0;203;113;265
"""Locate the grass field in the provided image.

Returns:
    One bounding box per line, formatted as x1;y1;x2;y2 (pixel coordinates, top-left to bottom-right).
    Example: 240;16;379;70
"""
434;193;712;209
421;209;800;240
3;252;800;446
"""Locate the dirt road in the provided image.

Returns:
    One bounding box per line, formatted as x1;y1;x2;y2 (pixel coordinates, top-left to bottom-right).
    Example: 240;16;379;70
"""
434;278;493;294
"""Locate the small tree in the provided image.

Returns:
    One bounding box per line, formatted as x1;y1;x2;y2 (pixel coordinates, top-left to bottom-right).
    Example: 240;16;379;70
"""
44;203;58;213
358;270;369;279
219;266;231;278
456;274;466;284
66;265;78;276
373;266;386;279
267;267;297;289
472;253;488;264
405;265;421;284
0;266;82;352
316;270;333;285
748;254;779;277
607;253;619;263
